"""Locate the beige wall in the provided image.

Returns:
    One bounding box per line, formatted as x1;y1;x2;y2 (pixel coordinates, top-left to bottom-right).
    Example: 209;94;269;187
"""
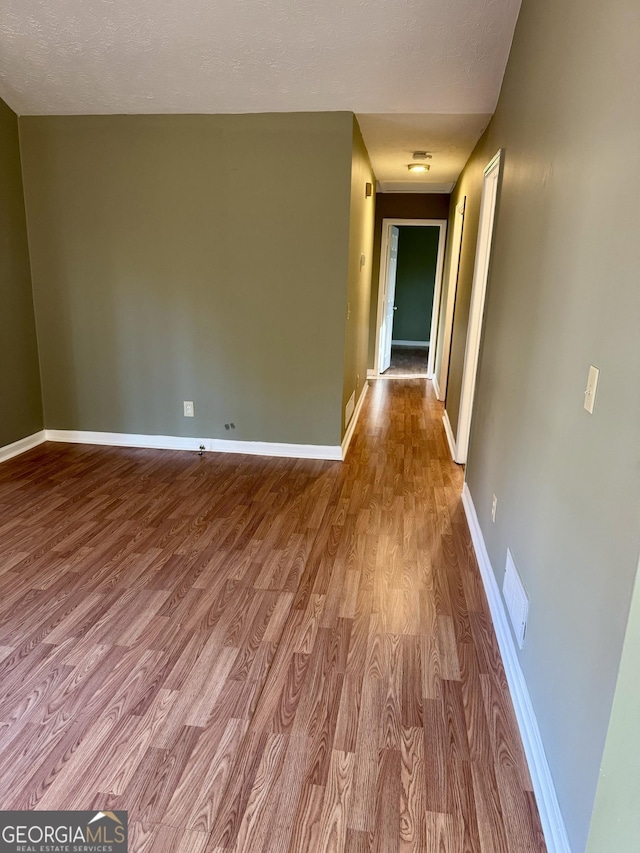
0;97;43;447
19;113;355;447
368;193;449;369
343;118;375;430
447;0;640;847
587;553;640;853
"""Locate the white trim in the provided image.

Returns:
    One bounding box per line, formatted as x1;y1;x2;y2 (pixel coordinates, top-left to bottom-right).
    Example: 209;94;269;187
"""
436;196;466;401
341;382;368;459
456;150;503;464
442;411;458;463
432;374;441;401
391;339;429;348
372;218;447;380
374;221;394;376
427;221;448;379
45;429;342;461
367;369;377;379
461;483;571;853
0;430;46;463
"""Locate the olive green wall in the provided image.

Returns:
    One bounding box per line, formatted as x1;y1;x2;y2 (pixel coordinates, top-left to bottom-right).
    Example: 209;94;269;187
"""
586;554;640;853
392;226;439;343
342;118;375;430
446;0;640;848
0;97;43;447
368;193;449;369
19;113;354;447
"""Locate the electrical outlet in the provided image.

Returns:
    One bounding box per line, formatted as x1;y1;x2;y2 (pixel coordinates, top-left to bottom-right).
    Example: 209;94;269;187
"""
491;494;497;523
183;401;194;417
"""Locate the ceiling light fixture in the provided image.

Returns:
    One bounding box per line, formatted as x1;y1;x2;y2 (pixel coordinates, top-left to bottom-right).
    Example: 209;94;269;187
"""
408;163;430;173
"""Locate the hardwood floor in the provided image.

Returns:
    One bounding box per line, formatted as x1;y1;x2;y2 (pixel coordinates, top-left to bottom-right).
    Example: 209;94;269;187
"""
0;380;545;852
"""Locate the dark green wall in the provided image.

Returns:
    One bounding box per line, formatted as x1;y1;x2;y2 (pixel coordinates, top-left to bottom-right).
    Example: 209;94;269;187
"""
19;113;355;447
0;97;43;447
392;226;439;343
443;0;640;846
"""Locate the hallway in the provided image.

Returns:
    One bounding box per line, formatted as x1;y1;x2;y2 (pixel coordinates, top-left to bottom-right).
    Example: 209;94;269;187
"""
382;346;429;376
0;380;545;852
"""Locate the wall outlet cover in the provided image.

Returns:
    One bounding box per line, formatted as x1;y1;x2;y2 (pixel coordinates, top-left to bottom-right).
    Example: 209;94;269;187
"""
584;365;599;414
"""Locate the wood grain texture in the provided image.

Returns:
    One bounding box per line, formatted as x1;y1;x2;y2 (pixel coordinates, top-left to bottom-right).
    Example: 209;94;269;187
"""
0;379;545;851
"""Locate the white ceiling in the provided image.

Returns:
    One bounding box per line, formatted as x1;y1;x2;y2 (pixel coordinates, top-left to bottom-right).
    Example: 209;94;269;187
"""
358;113;492;193
0;0;522;189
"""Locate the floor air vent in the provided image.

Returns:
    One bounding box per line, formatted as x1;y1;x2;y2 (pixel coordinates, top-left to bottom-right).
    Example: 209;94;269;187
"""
345;390;356;427
502;549;529;649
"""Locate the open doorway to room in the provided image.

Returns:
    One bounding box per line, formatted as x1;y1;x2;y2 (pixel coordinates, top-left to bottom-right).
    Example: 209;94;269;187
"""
374;219;447;378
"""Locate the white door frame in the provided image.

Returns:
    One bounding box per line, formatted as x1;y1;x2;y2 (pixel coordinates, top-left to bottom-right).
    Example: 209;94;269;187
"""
434;197;466;401
378;225;400;374
372;218;447;379
454;149;503;463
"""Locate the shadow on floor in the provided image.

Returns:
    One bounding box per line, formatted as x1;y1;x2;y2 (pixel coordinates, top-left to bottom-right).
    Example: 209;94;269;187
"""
382;345;429;376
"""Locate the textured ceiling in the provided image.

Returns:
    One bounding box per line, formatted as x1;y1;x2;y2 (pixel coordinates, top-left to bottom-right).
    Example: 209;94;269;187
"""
0;0;521;116
0;0;521;189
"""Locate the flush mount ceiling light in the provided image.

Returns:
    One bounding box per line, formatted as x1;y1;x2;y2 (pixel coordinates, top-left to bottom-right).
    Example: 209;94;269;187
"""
408;163;430;173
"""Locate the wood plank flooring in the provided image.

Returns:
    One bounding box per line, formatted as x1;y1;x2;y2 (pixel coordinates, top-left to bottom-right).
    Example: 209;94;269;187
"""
0;380;545;852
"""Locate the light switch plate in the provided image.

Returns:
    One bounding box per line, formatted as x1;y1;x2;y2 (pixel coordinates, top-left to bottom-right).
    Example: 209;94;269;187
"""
183;401;195;417
584;366;599;414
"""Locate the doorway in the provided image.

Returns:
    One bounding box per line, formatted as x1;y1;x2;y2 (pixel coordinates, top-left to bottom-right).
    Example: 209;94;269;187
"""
374;219;447;379
448;150;503;464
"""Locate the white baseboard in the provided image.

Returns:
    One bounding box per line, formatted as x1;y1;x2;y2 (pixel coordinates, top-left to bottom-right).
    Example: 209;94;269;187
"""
461;484;571;853
434;373;446;401
0;430;46;463
442;410;458;463
367;369;377;379
341;382;369;459
45;430;342;461
392;339;429;348
432;374;441;400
